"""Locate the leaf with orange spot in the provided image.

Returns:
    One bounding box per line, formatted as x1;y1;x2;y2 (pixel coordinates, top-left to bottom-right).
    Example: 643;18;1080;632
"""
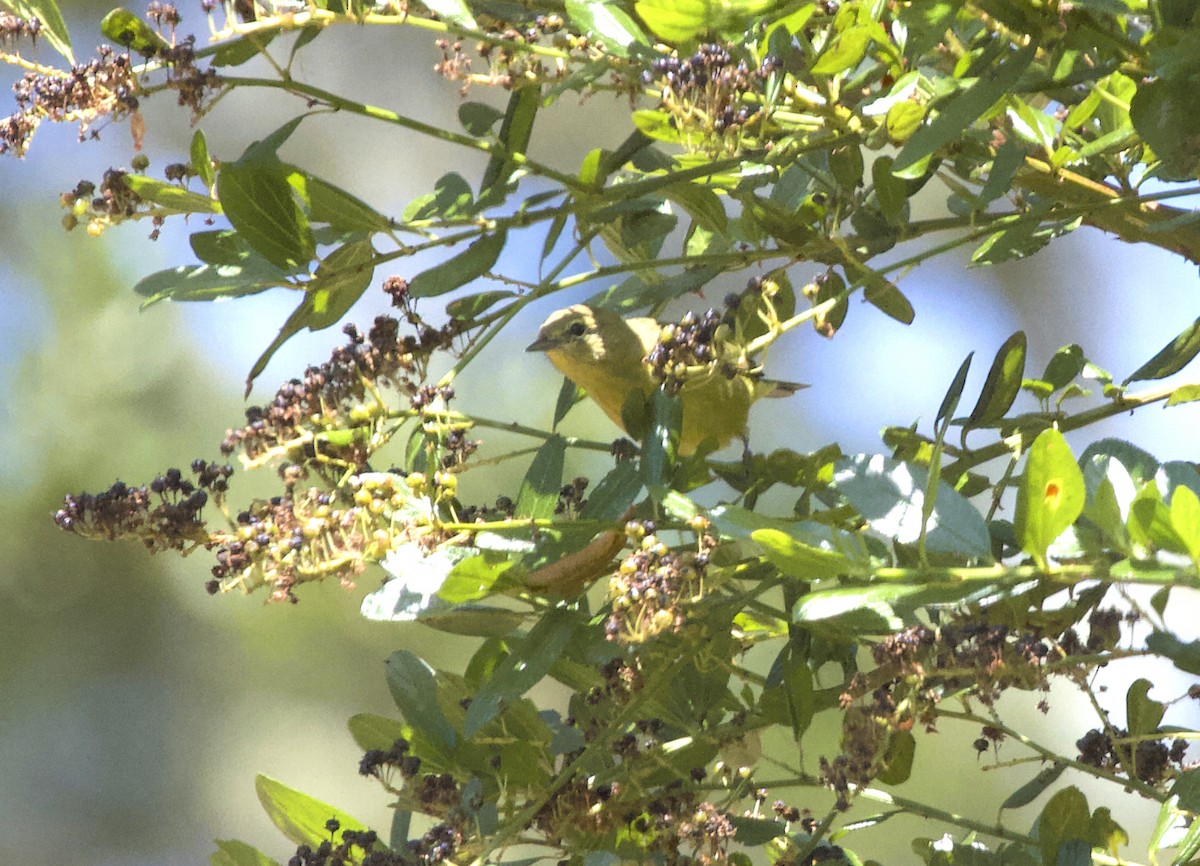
1014;428;1085;569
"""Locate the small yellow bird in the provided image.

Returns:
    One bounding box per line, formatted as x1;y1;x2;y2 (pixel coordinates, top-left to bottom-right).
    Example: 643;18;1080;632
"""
526;304;804;455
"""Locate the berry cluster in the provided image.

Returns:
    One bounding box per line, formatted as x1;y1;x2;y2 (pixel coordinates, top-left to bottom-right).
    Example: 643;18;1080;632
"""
644;44;781;155
359;737;422;780
54;460;232;553
605;517;715;643
1076;728;1189;786
285;822;382;866
645;308;730;396
207;472;420;602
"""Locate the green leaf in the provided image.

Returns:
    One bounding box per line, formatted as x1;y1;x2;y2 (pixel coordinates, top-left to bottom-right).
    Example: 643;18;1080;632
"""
1128;484;1189;555
1170;485;1200;567
871;156;909;224
846;259;914;324
551;376;584;430
876;730;916;785
464;609;580;737
458;101;505;136
287;169;392;233
1037;787;1091;866
894;44;1037;173
4;0;71;61
641;388;681;488
832;455;991;558
885;101;926;144
1124;316;1200;384
384;651;458;757
760;645;815;738
210;839;280;866
515;435;566;519
1042;344;1085;390
1130;78;1200;180
211;31;277;66
191;130;215;189
1167;384;1200;407
631;109;681;143
217;155;315;271
134;261;284;306
408;231;505;298
728;817;787;845
1148;632;1200;675
1013;428;1085;568
579;459;644;521
633;0;781;42
937;353;973;427
421;0;476;29
403;172;475;222
446;290;516;324
752;527;852;579
565;0;648;57
979;140;1025;205
1172;769;1200;813
347;712;409;752
663;181;728;233
299;239;375;329
255;775;373;850
100;7;168;55
1001;762;1067;810
1125;678;1164;738
812;26;871;75
481;87;539;197
438;555;514;603
965;331;1027;426
123;174;220;213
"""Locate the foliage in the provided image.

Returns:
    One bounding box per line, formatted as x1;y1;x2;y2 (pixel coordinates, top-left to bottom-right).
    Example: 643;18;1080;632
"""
5;0;1200;864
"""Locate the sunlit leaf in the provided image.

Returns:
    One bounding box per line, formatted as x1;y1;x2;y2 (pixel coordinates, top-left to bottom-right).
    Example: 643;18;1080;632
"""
255;775;373;850
1013;428;1085;568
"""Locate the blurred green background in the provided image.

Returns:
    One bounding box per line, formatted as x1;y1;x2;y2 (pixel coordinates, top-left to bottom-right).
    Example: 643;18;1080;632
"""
2;7;1198;864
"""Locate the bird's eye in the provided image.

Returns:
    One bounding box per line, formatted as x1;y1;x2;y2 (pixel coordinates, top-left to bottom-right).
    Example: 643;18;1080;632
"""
567;322;588;337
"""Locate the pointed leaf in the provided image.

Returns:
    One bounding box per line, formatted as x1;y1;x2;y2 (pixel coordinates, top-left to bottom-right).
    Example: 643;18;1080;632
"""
565;0;648;57
752;528;852;579
894;44;1037;173
1125;316;1200;384
515;435;566;519
464;609;580;737
408;231;505;298
966;331;1027;426
384;651;458;757
255;775;373;850
217;156;315;271
123;175;219;213
1125;678;1164;737
1001;762;1067;810
210;839;280;866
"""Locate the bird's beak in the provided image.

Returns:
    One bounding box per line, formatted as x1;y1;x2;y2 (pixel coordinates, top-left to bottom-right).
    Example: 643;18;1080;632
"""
525;335;554;352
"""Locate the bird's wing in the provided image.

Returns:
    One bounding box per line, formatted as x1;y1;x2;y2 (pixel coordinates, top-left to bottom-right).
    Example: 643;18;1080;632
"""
625;317;664;356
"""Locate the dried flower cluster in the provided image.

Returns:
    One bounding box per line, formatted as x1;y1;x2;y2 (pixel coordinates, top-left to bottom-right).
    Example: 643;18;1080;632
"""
221;314;461;469
644;44;781;155
0;11;41;45
2;1;218;159
2;46;136;156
